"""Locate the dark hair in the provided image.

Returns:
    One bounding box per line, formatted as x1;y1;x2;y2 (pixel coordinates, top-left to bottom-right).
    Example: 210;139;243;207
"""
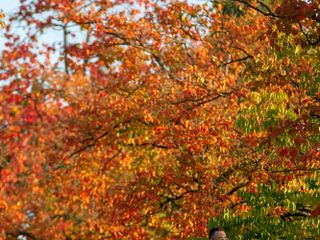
208;227;223;239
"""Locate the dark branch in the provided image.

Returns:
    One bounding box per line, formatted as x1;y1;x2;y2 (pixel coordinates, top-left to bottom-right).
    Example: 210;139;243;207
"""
101;150;122;172
271;168;320;173
63;24;69;75
219;55;253;67
298;22;320;45
7;231;37;240
227;177;252;195
280;207;311;221
234;0;286;18
159;188;200;210
69;120;132;158
171;91;233;106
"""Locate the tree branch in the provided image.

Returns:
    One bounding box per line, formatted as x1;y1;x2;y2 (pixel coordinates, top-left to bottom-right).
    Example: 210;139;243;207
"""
69;120;132;158
63;24;69;75
6;231;37;240
234;0;285;18
298;22;320;45
219;55;253;67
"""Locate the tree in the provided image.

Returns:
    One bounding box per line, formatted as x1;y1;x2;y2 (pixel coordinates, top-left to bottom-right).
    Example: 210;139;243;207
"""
0;0;319;239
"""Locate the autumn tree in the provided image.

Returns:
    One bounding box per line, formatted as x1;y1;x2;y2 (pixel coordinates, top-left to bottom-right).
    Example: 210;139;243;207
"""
0;0;319;239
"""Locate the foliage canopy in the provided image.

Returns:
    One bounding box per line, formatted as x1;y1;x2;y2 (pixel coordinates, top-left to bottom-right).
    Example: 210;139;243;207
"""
0;0;319;239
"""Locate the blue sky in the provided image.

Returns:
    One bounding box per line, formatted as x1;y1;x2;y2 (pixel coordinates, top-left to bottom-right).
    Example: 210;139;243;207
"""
0;1;60;49
0;1;82;65
0;1;19;14
0;0;207;59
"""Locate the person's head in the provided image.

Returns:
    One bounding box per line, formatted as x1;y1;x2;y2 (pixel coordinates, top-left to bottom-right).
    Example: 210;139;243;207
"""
208;227;228;240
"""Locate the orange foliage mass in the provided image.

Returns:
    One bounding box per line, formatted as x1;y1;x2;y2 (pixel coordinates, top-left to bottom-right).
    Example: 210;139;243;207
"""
0;0;319;239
